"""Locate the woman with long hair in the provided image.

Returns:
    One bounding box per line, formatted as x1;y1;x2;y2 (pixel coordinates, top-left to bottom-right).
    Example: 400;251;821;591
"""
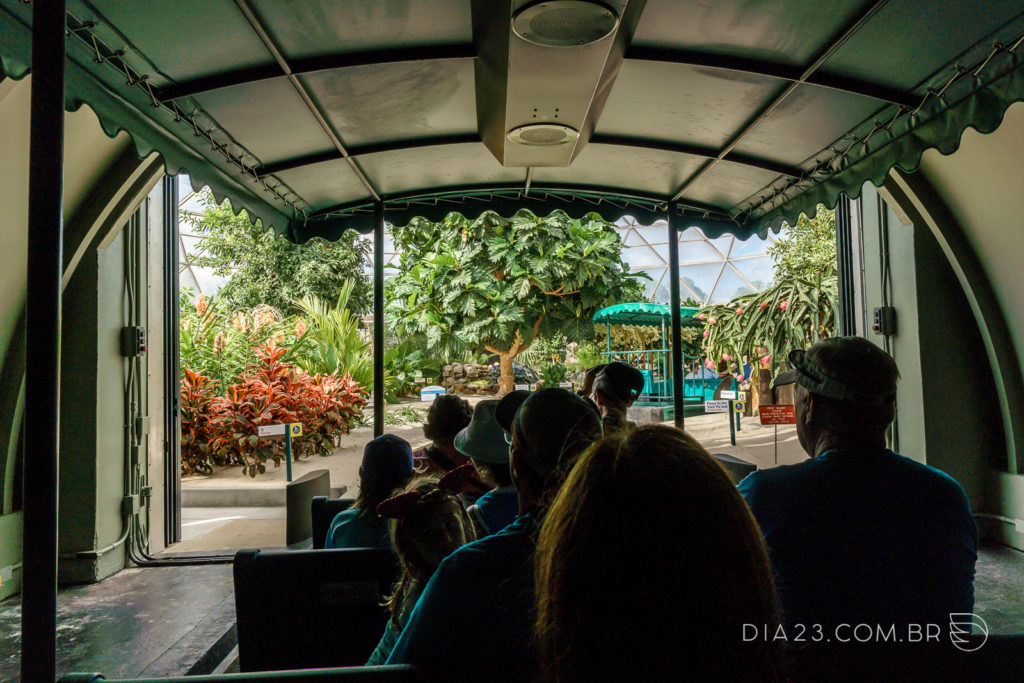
535;425;787;682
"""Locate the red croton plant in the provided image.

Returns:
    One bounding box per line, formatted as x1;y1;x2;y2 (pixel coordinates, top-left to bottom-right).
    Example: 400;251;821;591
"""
181;344;367;477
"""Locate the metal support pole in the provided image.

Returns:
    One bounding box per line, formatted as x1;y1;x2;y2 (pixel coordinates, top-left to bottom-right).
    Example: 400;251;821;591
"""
373;202;385;437
23;1;66;680
667;203;685;430
163;176;181;546
605;320;611;356
729;401;736;446
285;431;293;483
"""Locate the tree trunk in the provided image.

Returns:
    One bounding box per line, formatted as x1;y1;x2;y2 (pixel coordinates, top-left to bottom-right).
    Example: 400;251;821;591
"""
499;351;515;396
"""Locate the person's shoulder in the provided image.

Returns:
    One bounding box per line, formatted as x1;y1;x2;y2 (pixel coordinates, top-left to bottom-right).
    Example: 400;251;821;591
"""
738;457;818;492
890;451;971;500
330;507;360;525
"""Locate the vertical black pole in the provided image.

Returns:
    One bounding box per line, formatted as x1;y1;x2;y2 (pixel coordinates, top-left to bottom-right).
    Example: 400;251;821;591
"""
163;176;181;546
835;195;856;336
23;2;66;680
373;202;385;437
667;203;684;430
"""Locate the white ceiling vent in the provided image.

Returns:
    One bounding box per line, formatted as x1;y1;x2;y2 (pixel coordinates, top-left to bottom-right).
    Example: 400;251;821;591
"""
507;123;580;146
512;1;619;47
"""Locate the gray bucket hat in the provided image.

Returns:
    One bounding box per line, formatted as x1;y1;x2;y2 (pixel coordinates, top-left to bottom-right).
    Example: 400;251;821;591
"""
454;400;509;464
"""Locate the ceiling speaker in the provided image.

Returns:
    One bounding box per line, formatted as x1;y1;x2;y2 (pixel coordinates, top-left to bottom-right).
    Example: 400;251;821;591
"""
507;123;580;146
512;1;619;47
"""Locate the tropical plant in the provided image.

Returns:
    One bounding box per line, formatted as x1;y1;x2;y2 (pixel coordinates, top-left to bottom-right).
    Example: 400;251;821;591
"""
179;287;302;388
290;280;374;390
767;207;837;281
699;274;839;375
208;345;367;477
571;340;604;369
540;362;568;387
383;340;443;401
386;210;647;393
185;189;372;313
179;368;222;476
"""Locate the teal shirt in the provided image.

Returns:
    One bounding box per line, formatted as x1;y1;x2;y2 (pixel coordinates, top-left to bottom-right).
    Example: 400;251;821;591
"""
472;485;519;535
386;514;539;675
324;508;390;550
739;448;977;631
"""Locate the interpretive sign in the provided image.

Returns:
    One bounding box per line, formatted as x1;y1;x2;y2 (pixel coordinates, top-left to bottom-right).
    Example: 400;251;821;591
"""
720;390;737;399
704;400;730;413
257;424;286;437
759;404;797;425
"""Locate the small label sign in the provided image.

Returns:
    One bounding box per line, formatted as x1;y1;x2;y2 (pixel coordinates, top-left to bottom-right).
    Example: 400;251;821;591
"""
257;424;286;437
720;390;737;400
704;400;730;413
289;423;303;437
733;400;746;413
515;384;529;391
559;382;572;389
759;404;797;425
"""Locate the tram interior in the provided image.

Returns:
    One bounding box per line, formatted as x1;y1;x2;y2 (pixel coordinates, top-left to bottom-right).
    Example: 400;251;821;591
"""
2;0;1024;680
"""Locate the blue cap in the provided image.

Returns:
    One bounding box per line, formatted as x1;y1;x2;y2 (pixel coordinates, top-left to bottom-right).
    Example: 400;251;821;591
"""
361;434;414;488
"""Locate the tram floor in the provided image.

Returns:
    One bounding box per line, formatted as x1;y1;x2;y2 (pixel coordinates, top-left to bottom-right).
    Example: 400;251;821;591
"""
0;542;1021;680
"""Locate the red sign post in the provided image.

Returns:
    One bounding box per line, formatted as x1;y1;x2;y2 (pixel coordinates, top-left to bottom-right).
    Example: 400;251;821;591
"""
758;404;797;464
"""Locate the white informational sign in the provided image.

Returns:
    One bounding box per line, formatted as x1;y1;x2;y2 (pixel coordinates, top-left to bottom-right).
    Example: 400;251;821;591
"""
720;390;737;399
704;400;730;413
515;384;529;391
559;382;572;389
420;385;446;402
257;424;286;437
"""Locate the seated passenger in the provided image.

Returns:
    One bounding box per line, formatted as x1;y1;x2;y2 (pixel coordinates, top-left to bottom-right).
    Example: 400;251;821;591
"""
413;394;489;500
386;388;603;676
739;337;977;632
367;465;478;664
455;399;519;535
325;434;414;550
591;361;645;433
535;425;786;682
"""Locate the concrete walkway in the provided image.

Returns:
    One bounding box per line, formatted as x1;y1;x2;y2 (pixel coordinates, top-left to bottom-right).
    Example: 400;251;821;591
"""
181;407;805;507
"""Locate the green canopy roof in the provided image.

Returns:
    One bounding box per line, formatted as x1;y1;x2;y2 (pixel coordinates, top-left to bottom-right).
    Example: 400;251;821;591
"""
593;303;703;328
3;1;1023;239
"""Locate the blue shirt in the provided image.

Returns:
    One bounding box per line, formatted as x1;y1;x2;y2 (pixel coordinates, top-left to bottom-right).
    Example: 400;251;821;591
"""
324;508;390;550
472;485;519;535
738;449;977;631
386;514;538;674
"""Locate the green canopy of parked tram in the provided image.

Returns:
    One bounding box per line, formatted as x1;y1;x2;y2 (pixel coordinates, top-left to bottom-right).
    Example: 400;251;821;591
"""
592;303;703;328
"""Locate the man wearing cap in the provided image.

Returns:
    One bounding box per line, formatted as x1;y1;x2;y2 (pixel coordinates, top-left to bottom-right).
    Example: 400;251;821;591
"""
455;400;520;535
386;388;603;675
326;434;414;550
738;337;977;632
578;362;646;434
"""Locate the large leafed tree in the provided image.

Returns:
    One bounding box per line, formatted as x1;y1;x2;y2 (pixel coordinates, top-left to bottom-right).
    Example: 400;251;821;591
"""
387;211;646;394
185;189;372;313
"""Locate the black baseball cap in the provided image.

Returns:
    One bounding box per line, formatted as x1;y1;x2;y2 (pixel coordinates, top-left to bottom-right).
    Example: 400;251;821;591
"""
495;388;602;476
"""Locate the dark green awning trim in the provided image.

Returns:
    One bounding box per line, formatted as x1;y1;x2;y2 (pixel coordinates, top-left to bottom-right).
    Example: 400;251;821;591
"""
748;36;1024;235
291;186;743;242
0;2;293;234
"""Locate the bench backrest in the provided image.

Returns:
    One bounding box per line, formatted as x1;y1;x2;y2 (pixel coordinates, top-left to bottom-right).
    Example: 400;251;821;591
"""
233;547;398;672
312;496;357;549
